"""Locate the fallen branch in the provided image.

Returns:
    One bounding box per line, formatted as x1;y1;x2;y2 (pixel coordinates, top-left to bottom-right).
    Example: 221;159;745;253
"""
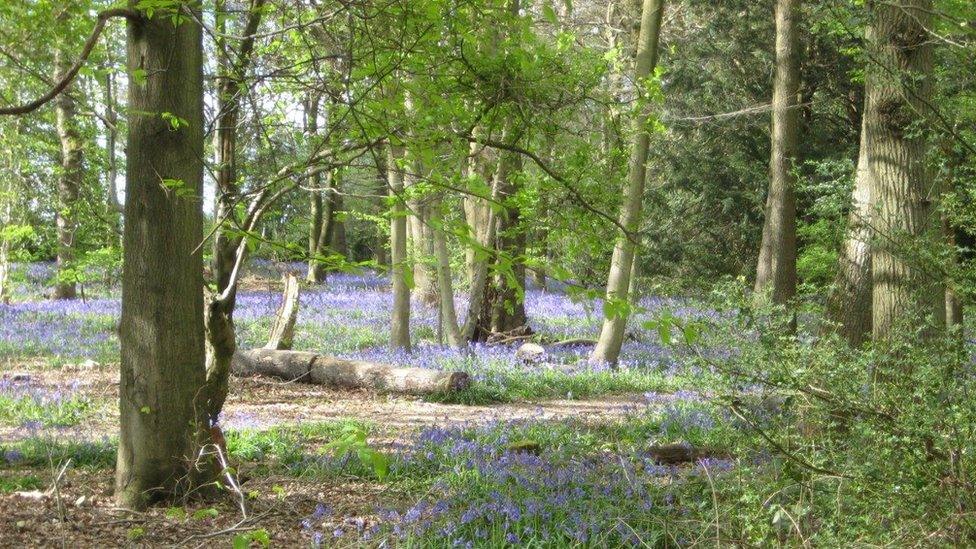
232;348;470;395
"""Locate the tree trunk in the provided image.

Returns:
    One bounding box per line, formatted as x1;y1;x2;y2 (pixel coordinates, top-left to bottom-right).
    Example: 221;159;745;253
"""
372;147;390;267
489;151;528;334
389;144;412;350
330;185;348;259
753;0;800;312
231;349;470;394
432;196;464;347
590;0;665;364
308;170;338;283
823;117;872;345
203;0;267;423
305;93;326;283
407;160;439;305
264;274;300;351
101;69;123;217
116;4;208;509
866;0;942;341
53;48;83;300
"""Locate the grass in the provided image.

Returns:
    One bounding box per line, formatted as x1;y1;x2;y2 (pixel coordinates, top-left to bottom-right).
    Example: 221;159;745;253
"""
0;392;93;427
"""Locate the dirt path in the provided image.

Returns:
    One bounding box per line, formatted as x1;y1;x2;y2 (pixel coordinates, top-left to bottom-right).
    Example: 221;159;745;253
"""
1;364;648;443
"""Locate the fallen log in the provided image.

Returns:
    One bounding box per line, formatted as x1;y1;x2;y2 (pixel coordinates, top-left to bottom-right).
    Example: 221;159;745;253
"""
231;348;470;395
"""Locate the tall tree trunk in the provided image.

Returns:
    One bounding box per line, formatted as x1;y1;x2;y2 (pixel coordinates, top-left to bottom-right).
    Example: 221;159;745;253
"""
432;195;464;347
866;0;942;341
203;0;266;422
116;3;208;509
0;176;10;305
823;117;872;345
590;0;665;364
308;170;338;283
53;48;83;300
330;185;348;258
101;68;123;219
305;93;325;283
372;147;390;267
489;151;527;333
753;0;800;312
407;161;439;305
389;144;412;350
462;132;511;343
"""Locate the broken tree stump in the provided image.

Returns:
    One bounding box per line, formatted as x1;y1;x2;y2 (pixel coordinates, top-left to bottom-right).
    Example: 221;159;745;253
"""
264;273;299;351
231;348;470;395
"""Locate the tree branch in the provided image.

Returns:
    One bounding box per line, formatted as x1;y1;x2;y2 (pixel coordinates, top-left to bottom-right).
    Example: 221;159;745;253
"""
0;8;142;116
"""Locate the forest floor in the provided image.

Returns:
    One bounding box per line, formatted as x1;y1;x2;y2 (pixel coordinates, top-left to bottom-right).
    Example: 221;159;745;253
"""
0;263;754;547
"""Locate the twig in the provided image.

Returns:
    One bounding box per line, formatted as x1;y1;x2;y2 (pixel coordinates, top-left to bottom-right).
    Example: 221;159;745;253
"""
0;9;142;115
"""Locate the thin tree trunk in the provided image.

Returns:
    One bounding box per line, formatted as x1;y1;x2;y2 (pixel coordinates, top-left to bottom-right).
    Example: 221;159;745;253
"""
462;134;510;343
102;69;123;216
116;3;208;509
590;0;665;364
53;47;83;300
489;151;527;333
432;195;464;347
203;0;267;422
0;179;10;305
305;93;324;282
866;0;942;341
407;160;439;305
389;144;411;350
372;147;390;267
823;116;872;345
754;0;800;312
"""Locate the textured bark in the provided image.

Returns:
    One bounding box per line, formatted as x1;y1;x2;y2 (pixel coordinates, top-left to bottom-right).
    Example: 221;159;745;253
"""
305;93;327;283
372;148;390;267
866;0;942;341
406;161;439;305
204;0;267;423
265;274;300;351
753;0;800;311
590;0;665;364
389;145;412;350
432;196;464;347
308;170;338;283
102;69;123;215
232;349;470;394
53;48;83;300
116;5;208;509
823;117;872;345
489;151;528;334
0;185;10;305
463;130;516;343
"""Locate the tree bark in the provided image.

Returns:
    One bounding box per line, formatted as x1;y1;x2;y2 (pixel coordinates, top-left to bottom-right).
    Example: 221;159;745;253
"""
753;0;800;312
231;349;470;394
406;160;439;305
590;0;665;364
866;0;942;341
389;144;412;350
53;48;83;300
203;0;267;423
264;274;300;351
116;3;208;509
432;195;464;347
489;151;528;334
823;117;872;345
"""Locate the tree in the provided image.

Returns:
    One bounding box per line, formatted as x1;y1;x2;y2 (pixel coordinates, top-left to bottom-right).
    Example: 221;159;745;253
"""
866;0;942;341
115;3;209;508
389;144;411;350
824;116;872;345
590;0;665;364
753;0;801;315
52;32;84;300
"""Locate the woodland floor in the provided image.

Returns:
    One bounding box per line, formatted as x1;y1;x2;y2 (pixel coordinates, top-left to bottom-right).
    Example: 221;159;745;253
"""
0;263;744;547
